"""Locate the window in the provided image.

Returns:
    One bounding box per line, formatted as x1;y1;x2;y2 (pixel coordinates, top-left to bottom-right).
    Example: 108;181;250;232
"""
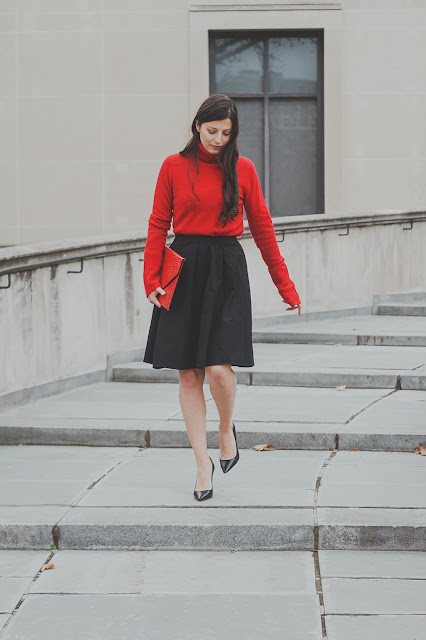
209;30;324;217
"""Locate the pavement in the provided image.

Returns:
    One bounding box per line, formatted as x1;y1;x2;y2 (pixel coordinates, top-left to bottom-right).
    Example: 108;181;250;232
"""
1;548;426;639
0;301;425;638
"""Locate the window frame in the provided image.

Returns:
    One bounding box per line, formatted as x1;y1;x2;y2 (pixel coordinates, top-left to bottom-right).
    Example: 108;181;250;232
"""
209;29;325;216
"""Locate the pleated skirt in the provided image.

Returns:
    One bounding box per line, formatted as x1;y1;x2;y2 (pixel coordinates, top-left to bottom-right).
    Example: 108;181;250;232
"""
143;233;254;370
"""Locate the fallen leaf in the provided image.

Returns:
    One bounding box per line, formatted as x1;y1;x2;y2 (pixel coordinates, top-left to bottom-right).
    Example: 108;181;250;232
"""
419;443;426;456
253;444;276;451
41;562;54;572
336;385;347;391
350;449;359;452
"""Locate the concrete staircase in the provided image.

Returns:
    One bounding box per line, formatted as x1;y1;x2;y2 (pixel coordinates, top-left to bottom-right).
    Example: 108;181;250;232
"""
1;295;426;553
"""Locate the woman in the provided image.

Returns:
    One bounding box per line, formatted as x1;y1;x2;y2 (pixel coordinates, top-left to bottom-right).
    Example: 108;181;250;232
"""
143;94;302;502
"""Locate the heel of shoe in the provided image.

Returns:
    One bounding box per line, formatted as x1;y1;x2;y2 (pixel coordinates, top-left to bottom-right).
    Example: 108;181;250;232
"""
193;455;215;501
220;423;239;473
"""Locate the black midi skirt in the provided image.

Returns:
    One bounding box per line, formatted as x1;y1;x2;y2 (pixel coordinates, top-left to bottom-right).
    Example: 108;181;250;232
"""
143;233;254;370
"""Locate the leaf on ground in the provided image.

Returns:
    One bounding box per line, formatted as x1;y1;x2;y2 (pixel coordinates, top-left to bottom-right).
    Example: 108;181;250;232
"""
41;562;54;572
336;385;347;391
253;444;276;451
350;448;359;452
418;443;426;456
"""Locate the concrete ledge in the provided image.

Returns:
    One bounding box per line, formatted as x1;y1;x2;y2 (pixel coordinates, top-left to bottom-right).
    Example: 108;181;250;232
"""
0;370;105;414
0;506;67;550
376;304;426;317
358;335;426;347
59;507;314;551
319;508;426;551
1;418;424;452
252;331;358;345
253;331;426;347
337;432;426;452
0;418;151;447
400;369;426;390
250;370;398;389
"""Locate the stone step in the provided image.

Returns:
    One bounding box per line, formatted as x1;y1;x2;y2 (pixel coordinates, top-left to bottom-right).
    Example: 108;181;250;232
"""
113;362;426;390
112;342;426;390
1;383;425;451
252;331;426;346
376;303;426;316
251;314;426;346
1;447;425;552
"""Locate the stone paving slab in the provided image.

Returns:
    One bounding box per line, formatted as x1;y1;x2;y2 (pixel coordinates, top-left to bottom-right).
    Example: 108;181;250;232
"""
0;383;193;420
319;549;426;578
0;593;323;640
0;615;9;634
326;616;426;640
27;549;316;595
78;448;327;509
323;577;426;614
0;578;31;614
0;551;48;578
0;445;138;507
205;386;389;424
319;450;426;508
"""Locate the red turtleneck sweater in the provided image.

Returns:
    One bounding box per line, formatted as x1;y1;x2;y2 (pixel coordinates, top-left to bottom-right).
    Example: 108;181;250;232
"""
143;142;301;307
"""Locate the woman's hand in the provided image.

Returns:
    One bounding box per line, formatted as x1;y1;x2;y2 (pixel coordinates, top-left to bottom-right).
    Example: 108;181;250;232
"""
284;301;302;316
148;287;166;308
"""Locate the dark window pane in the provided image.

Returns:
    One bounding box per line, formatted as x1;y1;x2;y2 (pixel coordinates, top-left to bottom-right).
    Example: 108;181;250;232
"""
269;37;317;94
234;98;264;191
269;98;317;216
214;37;264;93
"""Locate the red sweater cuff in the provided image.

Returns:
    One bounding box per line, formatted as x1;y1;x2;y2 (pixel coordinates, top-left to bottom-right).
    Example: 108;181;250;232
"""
268;264;301;306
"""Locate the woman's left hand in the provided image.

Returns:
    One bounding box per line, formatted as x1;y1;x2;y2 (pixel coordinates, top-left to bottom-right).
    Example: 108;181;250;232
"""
284;302;302;316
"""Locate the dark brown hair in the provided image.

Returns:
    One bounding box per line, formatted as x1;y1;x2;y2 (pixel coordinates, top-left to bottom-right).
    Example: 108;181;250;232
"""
180;94;240;227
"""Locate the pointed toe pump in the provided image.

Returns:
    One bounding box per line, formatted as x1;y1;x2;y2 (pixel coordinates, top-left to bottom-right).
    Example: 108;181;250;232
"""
220;423;239;473
193;456;214;501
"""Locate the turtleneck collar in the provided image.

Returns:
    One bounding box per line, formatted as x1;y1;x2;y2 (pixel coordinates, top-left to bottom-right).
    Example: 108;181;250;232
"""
197;140;220;164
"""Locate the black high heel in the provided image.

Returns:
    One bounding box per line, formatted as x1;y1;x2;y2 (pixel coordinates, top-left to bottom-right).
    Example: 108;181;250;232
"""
193;455;214;501
220;423;239;473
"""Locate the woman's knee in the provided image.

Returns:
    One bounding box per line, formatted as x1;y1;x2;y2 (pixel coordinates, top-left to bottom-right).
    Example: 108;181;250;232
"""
178;367;205;389
205;364;235;387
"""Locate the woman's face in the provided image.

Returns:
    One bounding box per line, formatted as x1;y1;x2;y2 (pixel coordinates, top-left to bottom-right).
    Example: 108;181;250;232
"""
196;118;232;155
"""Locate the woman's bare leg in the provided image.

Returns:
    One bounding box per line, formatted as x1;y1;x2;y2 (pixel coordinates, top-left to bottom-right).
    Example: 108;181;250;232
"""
178;367;212;491
205;364;237;459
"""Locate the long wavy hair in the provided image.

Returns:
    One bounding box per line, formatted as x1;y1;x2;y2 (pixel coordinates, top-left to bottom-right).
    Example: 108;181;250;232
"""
180;94;240;227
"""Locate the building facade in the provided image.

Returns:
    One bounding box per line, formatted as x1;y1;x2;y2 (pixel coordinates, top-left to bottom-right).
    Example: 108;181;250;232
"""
1;0;425;246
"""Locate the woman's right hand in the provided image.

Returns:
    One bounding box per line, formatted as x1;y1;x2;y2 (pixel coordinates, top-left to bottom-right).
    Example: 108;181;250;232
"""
148;287;166;308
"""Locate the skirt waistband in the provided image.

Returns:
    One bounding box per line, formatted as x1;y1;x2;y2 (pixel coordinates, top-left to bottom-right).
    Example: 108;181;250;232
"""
173;233;239;244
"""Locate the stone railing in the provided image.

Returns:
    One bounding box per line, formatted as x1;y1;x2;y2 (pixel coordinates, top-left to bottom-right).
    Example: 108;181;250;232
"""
1;209;425;408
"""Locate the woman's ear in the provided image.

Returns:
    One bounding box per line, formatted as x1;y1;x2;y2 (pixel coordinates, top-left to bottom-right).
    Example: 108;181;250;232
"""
195;120;200;133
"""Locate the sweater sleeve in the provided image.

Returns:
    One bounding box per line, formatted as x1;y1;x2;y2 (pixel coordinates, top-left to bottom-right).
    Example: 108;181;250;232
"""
241;158;300;307
143;157;174;297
